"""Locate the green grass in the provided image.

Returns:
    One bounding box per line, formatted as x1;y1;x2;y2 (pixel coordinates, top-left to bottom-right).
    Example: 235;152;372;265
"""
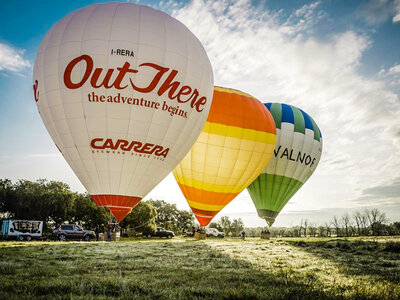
0;237;399;299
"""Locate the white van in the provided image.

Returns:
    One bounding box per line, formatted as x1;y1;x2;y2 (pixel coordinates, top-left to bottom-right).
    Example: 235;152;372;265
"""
1;220;43;241
205;228;224;238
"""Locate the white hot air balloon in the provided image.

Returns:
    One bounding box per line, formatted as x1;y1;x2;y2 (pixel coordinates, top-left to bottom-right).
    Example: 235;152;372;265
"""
33;3;214;221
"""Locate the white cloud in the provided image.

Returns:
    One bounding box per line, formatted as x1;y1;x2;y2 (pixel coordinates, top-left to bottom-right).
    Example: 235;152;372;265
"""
156;0;400;226
388;64;400;74
380;63;400;77
357;0;400;24
0;42;31;73
393;0;400;22
378;63;400;92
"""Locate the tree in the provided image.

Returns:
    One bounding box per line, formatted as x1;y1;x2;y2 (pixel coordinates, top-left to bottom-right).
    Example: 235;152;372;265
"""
1;179;75;224
360;209;370;235
230;218;244;237
341;213;351;237
300;219;309;237
353;211;362;236
70;193;110;229
148;199;179;230
0;179;111;230
367;208;388;236
292;225;301;237
219;216;232;235
308;222;317;237
209;216;244;237
147;199;193;233
176;210;195;233
0;179;12;213
208;221;223;232
391;222;400;235
317;226;325;237
332;216;341;237
324;222;331;237
120;201;157;235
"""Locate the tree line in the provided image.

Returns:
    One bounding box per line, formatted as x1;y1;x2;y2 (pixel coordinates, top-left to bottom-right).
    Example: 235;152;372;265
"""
0;179;194;235
3;179;397;238
245;209;400;238
209;216;245;237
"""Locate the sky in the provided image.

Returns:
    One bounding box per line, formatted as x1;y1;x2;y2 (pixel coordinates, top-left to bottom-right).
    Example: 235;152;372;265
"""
0;0;399;227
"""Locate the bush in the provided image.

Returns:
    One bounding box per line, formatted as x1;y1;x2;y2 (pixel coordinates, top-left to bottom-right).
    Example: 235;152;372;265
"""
383;242;400;253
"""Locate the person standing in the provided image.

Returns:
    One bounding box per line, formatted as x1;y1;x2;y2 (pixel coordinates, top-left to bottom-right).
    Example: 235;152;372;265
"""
95;226;100;241
107;224;111;242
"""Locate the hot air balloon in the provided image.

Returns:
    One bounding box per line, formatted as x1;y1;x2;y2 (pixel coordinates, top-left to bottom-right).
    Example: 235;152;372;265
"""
173;87;277;226
247;103;322;226
32;3;214;222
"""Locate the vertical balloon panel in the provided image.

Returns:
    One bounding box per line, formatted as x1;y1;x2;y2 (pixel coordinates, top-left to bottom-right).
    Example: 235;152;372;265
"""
33;3;214;221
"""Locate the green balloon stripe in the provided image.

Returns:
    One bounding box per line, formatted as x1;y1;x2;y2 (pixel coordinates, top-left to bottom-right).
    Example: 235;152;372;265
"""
269;103;282;129
291;106;306;134
248;174;303;212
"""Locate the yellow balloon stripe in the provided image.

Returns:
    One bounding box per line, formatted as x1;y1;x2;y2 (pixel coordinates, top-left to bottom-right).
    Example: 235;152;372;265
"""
175;175;243;193
214;86;255;99
195;131;275;154
187;199;227;212
174;132;276;189
203;122;277;144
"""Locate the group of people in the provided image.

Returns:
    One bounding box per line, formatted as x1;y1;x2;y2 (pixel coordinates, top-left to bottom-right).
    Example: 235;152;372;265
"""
94;222;120;241
261;228;270;239
192;226;206;235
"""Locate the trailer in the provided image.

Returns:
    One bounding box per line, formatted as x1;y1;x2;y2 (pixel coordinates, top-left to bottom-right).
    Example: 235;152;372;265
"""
1;219;44;241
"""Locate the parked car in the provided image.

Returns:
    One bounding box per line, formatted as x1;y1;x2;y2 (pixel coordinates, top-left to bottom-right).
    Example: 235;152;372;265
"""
184;231;194;237
144;227;175;238
53;224;95;241
205;228;224;238
1;219;44;241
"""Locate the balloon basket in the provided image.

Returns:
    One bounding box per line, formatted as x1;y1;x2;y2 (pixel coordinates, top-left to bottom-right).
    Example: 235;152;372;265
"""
194;232;206;240
111;232;120;241
105;218;120;241
104;231;120;241
260;232;270;240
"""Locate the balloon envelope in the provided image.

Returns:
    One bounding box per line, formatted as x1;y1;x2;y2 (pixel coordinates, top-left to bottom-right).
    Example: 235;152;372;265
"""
173;87;276;226
247;103;322;226
33;3;214;221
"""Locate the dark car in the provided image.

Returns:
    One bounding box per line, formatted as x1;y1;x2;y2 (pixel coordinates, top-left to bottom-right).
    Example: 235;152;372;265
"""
53;224;95;241
145;227;175;238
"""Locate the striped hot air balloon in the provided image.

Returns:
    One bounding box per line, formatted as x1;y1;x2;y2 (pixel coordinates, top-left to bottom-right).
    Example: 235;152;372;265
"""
173;87;277;226
247;103;323;226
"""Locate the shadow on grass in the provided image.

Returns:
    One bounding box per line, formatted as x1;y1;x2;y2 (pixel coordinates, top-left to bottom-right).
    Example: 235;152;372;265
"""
0;240;339;299
286;239;400;284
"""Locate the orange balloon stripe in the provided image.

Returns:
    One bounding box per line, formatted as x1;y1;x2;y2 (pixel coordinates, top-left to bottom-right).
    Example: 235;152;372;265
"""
177;182;239;207
109;207;132;222
91;194;141;209
207;87;276;134
194;215;215;227
191;207;218;226
91;194;141;221
191;207;219;218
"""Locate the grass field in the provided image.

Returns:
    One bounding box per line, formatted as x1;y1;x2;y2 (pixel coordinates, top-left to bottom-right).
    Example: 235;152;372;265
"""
0;237;399;299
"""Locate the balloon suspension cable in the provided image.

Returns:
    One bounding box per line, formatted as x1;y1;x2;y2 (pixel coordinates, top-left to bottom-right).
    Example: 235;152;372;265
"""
108;216;119;226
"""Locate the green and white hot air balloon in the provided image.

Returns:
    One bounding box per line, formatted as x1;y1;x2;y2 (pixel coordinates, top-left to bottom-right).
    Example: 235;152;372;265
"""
247;103;322;226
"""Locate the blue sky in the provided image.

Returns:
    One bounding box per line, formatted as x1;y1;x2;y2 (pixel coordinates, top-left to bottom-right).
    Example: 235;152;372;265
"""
1;0;399;226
